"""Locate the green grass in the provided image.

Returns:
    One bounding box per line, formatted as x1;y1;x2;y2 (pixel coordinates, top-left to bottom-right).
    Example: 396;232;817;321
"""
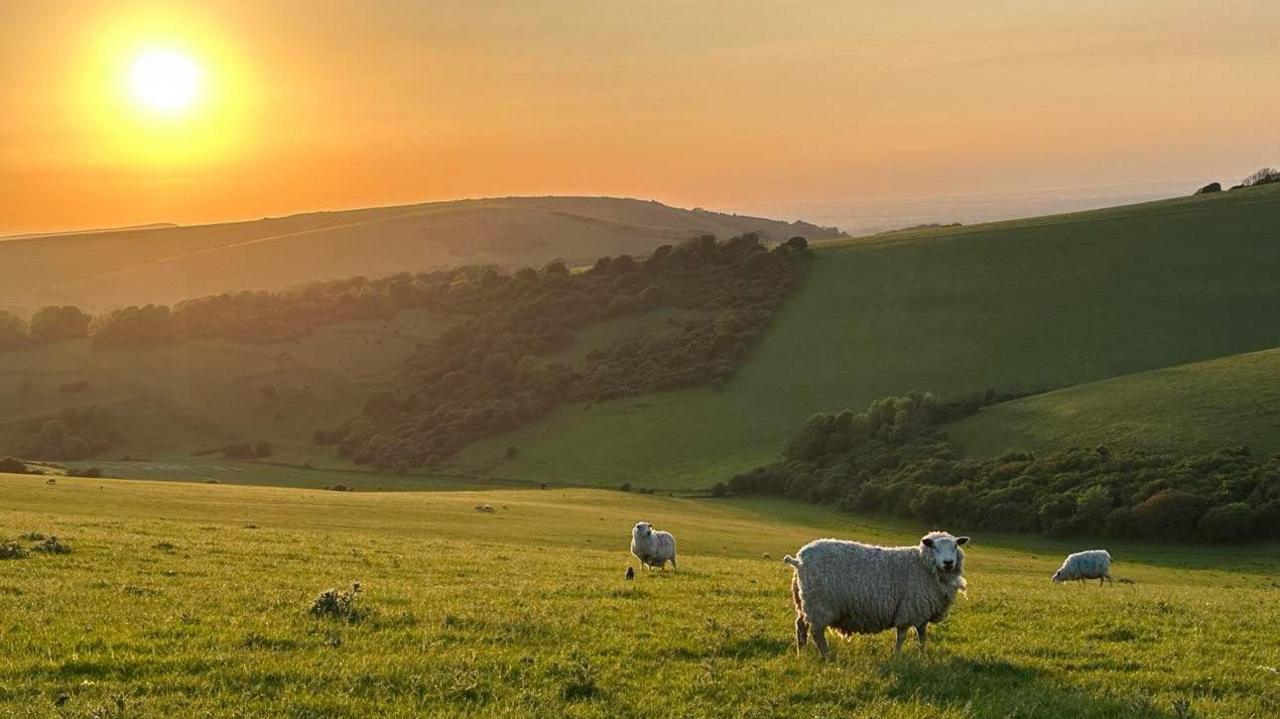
1;474;1277;718
948;347;1280;457
455;183;1280;489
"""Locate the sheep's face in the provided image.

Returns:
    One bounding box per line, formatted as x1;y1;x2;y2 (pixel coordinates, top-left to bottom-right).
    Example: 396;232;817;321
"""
1051;568;1065;583
633;522;653;540
921;532;968;575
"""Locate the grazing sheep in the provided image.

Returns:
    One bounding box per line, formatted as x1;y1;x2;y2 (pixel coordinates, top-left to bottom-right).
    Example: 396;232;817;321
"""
1052;550;1112;585
474;504;495;513
785;531;970;655
630;521;677;572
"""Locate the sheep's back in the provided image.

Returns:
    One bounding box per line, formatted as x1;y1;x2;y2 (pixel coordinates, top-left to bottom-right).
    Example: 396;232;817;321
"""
793;540;939;631
1061;550;1111;579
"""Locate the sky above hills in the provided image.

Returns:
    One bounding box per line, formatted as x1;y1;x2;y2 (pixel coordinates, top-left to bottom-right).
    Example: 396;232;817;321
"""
2;0;1277;234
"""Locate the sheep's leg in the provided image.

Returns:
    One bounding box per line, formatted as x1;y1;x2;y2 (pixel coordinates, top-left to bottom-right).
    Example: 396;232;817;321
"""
890;624;911;652
794;615;809;651
915;623;928;651
670;556;677;573
811;625;830;657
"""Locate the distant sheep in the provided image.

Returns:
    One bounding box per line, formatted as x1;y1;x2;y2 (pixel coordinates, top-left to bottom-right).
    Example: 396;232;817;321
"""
785;531;970;655
1052;550;1112;585
630;521;677;572
474;504;495;513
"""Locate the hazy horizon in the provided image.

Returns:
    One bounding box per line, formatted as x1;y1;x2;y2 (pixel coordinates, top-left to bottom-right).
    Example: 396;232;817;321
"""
4;1;1277;236
0;174;1230;242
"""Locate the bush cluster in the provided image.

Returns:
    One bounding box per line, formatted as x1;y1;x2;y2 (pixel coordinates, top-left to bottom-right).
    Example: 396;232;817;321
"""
728;393;1280;543
0;456;31;474
12;406;119;460
327;235;811;468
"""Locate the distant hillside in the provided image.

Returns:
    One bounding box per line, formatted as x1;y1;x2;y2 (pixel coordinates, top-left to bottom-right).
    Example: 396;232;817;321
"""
453;183;1280;488
946;348;1280;457
0;197;840;311
0;309;458;466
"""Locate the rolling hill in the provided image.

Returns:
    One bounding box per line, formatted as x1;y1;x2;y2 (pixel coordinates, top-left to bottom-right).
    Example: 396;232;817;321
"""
452;183;1280;488
0;309;459;474
0;196;840;311
946;347;1280;458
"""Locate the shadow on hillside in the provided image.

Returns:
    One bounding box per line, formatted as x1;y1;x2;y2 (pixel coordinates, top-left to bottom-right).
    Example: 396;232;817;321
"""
884;654;1180;719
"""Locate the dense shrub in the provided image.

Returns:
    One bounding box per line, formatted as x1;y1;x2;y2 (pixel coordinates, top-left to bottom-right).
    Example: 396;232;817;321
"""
91;304;174;346
729;394;1280;543
1132;490;1210;540
1195;502;1257;543
333;235;812;468
0;311;27;349
29;306;91;343
13;407;119;460
1240;167;1280;188
0;456;30;474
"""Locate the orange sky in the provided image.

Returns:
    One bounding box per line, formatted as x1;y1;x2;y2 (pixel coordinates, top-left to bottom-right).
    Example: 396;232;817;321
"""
2;0;1278;234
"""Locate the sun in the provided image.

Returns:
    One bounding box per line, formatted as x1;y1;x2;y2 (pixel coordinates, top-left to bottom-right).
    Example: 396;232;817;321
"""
128;48;203;115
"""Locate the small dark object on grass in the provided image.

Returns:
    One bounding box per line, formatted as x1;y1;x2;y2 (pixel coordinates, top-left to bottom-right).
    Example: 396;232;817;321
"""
45;478;56;485
625;566;634;580
1117;578;1136;584
1;542;29;560
153;541;177;552
19;532;45;541
474;503;495;513
310;582;363;620
244;523;258;529
32;536;71;554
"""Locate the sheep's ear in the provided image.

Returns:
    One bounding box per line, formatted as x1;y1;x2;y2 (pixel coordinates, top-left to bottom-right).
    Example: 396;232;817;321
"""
956;536;970;546
921;537;934;548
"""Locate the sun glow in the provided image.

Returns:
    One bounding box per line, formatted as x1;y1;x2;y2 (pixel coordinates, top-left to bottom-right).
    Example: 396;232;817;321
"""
72;8;257;169
128;48;203;115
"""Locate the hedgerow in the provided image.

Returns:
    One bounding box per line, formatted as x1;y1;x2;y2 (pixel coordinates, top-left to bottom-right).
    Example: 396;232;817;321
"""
728;393;1280;543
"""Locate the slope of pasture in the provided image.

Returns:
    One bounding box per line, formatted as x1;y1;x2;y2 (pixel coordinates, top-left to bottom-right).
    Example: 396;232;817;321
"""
946;347;1280;458
0;197;838;311
1;475;1277;718
454;183;1280;488
0;309;458;468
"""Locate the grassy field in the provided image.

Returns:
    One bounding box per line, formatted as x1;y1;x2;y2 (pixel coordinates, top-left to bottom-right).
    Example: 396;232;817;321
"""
455;183;1280;489
1;474;1277;718
948;347;1280;458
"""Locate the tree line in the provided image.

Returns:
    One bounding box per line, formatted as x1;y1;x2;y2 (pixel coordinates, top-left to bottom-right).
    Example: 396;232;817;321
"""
727;393;1280;543
322;234;812;469
0;273;447;349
